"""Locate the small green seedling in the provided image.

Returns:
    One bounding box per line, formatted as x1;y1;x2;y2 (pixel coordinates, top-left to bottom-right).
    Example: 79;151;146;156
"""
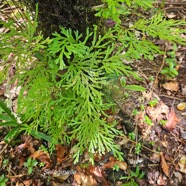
161;44;178;78
149;141;155;146
24;158;38;175
2;159;9;169
39;162;45;168
140;105;145;111
148;99;158;107
113;164;120;171
144;115;153;126
132;109;139;116
160;119;167;126
120;166;145;186
135;142;142;155
128;132;136;140
0;174;8;186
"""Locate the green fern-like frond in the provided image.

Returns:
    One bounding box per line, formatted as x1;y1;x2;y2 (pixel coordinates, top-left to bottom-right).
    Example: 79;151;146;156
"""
17;25;134;162
133;14;186;44
118;30;163;60
70;118;123;163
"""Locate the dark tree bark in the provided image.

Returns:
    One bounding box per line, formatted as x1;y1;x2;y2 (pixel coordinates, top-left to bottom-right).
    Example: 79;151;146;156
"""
21;0;101;37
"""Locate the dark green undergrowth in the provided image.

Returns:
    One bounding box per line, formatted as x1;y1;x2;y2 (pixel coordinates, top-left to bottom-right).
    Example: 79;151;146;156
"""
0;0;186;163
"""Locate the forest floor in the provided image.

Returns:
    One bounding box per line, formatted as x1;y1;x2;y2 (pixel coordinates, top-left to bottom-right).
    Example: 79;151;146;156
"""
0;0;186;186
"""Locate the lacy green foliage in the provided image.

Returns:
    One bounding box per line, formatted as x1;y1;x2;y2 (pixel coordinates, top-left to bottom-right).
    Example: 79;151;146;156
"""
18;26;137;162
95;0;154;25
95;1;186;61
116;13;186;60
0;4;48;82
1;0;186;164
133;14;186;44
0;99;52;143
117;30;162;60
95;0;130;24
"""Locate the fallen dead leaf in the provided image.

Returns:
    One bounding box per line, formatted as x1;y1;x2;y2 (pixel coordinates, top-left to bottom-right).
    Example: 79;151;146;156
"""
146;101;169;122
163;108;179;131
157;174;166;185
74;172;97;186
181;85;186;96
174;172;183;182
89;166;109;186
55;144;68;164
52;173;70;182
162;82;179;91
0;88;5;96
16;143;29;153
160;152;169;177
177;102;186;111
106;116;115;123
118;135;129;145
166;13;176;19
178;155;186;174
150;152;160;163
31;150;51;169
22;179;33;186
103;156;127;171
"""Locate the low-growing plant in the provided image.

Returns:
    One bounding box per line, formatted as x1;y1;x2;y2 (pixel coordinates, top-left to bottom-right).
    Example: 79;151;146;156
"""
120;166;145;186
0;0;186;164
160;119;167;126
161;44;179;78
148;99;158;107
128;132;136;140
0;99;52;143
113;163;120;171
135;142;142;155
0;174;8;186
23;158;38;175
144;115;153;126
17;25;133;163
2;159;9;169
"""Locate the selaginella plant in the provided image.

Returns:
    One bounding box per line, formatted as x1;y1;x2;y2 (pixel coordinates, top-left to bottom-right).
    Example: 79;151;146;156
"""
0;0;186;163
18;25;135;163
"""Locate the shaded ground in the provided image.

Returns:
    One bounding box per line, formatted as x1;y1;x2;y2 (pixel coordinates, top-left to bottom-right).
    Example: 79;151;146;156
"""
0;1;186;186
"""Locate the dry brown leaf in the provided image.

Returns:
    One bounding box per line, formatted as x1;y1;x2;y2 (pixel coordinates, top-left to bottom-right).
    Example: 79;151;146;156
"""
22;179;33;186
164;108;179;131
174;172;183;182
177;102;186;111
0;88;5;96
145;101;169;122
74;172;97;186
157;175;166;185
89;166;109;186
106;116;115;123
52;173;70;182
103;157;127;171
116;161;127;171
178;156;186;174
160;152;169;177
162;82;179;91
118;136;129;145
55;144;68;163
166;13;176;19
31;150;51;168
181;85;186;96
16;143;29;152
